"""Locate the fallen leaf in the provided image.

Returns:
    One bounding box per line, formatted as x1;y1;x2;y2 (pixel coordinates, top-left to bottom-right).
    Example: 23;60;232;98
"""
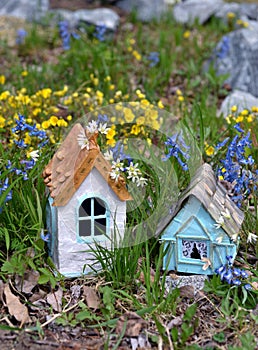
15;270;39;294
46;287;63;312
4;284;31;326
83;286;100;309
179;285;195;299
116;312;146;337
167;316;183;329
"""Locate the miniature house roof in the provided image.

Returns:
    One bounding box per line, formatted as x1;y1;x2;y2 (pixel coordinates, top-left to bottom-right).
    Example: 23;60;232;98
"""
42;123;132;206
157;163;244;239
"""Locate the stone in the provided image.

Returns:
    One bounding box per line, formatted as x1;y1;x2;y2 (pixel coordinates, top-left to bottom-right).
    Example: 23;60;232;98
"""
50;8;120;31
164;274;208;296
116;0;168;22
173;0;224;25
204;28;258;97
215;2;258;21
219;90;258;117
0;0;49;22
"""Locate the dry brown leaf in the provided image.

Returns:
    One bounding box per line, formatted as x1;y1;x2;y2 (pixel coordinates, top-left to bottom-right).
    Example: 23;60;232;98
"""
15;270;39;294
4;284;31;326
83;286;100;309
46;287;63;312
115;312;146;337
179;285;195;299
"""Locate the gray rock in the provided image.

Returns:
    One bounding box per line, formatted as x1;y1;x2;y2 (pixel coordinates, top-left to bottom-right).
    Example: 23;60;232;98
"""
0;0;49;22
50;8;120;31
173;0;224;25
215;2;258;21
219;90;258;117
116;0;168;22
164;275;208;296
205;28;258;97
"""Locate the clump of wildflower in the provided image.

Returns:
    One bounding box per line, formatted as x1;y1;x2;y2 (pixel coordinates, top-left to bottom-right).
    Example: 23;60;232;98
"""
216;123;257;207
147;52;160;67
93;24;107;42
163;131;190;171
0;177;12;213
16;28;27;45
216;255;251;289
58;21;80;50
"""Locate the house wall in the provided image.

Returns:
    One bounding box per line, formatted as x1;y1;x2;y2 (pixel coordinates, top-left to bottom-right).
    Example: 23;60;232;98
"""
55;167;127;277
162;196;238;274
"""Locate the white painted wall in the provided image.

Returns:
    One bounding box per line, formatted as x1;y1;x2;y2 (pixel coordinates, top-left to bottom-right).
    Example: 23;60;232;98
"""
55;168;127;276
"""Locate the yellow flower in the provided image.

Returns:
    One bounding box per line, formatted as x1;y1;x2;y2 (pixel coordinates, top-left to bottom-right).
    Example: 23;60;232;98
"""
129;38;135;45
205;145;215;156
247;114;254;123
109;84;115;91
104;76;111;82
123;107;135;123
130;124;141;135
158;100;164;109
106;138;116;147
63;97;73;105
32;108;41;116
140;99;150;107
241;109;249;116
0;75;6;85
132;50;141;61
42;120;50;129
21;70;28;77
106;128;116;140
0;91;10;100
251;106;258;113
176;89;182;96
178;95;184;102
183;31;191;39
109;98;115;104
40;88;52;99
57;119;68;127
231;105;237;112
145;109;158;121
72;92;79;98
0;115;5;128
24;133;31;145
54;85;68;97
67;115;72;121
49;116;59;126
235;115;244;123
227;12;236;19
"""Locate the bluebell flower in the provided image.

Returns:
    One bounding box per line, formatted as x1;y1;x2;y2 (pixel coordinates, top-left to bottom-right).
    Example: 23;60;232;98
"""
215;137;230;150
147;52;160;67
93;24;107;42
232;279;241;286
216;36;230;59
241;270;249;279
97;114;109;124
244;283;252;291
163;131;190;171
234;123;244;133
110;141;132;162
59;20;80;50
16;28;27;45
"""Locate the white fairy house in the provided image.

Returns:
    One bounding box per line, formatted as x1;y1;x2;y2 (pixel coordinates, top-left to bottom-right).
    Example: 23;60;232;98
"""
158;163;244;275
43;123;132;277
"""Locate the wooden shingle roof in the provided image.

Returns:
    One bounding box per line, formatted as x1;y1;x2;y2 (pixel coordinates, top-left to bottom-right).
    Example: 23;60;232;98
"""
43;123;132;206
157;163;244;239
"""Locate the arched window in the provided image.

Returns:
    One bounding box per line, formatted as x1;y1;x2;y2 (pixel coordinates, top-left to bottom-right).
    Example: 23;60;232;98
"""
78;197;108;238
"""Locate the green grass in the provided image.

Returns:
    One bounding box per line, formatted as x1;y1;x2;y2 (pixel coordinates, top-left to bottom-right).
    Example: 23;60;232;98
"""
0;7;257;349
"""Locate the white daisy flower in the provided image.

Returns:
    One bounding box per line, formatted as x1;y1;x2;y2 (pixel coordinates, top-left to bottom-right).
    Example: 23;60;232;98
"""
103;149;114;161
86;120;98;133
247;232;258;244
77;130;90;150
98;123;110;134
214;216;224;229
136;176;148;187
111;159;124;171
110;168;121;182
29;150;39;161
126;162;141;182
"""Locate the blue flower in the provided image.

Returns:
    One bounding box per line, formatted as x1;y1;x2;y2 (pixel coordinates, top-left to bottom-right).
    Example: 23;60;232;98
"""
163;132;190;171
216;36;230;59
93;24;107;42
147;52;160;67
16;28;27;45
234;123;244;133
59;21;80;50
244;284;252;291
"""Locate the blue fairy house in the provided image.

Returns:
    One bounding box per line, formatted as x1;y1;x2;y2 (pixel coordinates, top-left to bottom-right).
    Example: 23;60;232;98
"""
43;123;132;277
159;163;244;275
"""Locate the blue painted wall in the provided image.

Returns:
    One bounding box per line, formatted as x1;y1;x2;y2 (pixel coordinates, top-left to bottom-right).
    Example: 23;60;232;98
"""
161;196;238;274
